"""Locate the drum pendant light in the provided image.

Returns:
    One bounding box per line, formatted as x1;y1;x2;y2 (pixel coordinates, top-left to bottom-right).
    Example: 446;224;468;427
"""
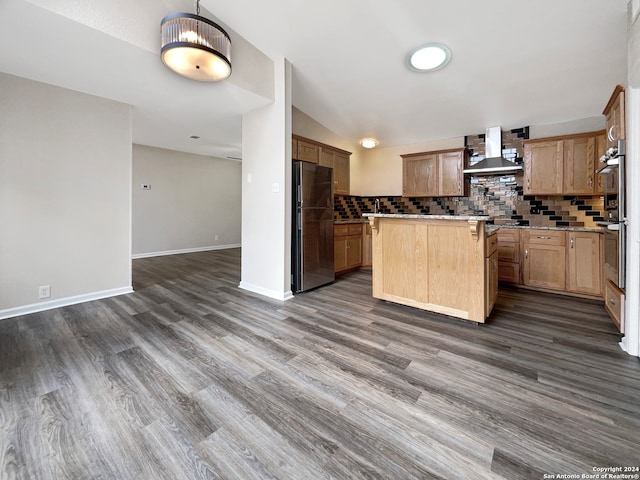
160;0;232;82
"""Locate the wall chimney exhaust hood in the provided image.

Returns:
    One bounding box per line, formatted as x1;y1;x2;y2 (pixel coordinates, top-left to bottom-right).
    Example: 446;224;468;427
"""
463;126;523;175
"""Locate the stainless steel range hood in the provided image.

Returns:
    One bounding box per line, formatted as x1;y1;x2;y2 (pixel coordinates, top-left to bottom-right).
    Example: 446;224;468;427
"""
463;126;523;175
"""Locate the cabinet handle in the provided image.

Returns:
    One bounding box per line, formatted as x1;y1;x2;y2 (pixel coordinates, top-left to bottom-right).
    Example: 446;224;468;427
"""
570;238;574;249
536;236;551;239
589;177;593;187
609;298;616;306
525;249;528;259
608;125;616;142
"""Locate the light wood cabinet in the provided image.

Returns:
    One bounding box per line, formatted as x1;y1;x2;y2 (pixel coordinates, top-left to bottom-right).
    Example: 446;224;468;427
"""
334;223;362;273
485;235;499;317
524;130;606;195
566;231;602;296
497;228;521;284
402;148;465;197
294;135;351;195
402;154;438;197
595;133;607;194
439;150;465;196
296;139;319;164
522;230;566;290
362;223;372;267
524;140;563;195
334;152;350;195
604;85;625;150
368;216;494;322
563;136;595;194
604;279;625;333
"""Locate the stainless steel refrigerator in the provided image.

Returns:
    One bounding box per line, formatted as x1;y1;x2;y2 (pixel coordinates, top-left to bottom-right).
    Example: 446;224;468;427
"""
292;161;334;293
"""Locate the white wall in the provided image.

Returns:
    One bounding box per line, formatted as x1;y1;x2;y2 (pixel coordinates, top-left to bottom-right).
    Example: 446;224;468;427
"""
529;116;606;138
132;145;241;257
240;58;292;300
0;73;132;318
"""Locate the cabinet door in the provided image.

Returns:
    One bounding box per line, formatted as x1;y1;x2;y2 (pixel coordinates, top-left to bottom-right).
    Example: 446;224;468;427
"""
595;133;607;194
563;136;595;194
567;232;601;296
334;152;350;195
523;243;566;290
605;88;625;149
485;251;498;317
346;234;362;269
438;151;464;196
362;224;372;267
319;148;334;169
334;236;348;272
403;154;438;197
297;140;319;164
524;141;563;195
498;261;521;284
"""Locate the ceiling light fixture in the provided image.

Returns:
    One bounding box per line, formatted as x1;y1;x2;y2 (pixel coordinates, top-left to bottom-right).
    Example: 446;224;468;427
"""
161;0;232;82
407;43;451;72
360;138;379;149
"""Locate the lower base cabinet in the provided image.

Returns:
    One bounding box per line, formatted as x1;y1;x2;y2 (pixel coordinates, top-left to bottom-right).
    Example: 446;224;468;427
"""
335;223;362;273
522;230;566;290
520;229;601;297
604;280;625;333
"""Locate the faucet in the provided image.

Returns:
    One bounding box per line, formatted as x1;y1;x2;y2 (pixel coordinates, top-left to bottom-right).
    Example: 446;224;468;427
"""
374;198;380;214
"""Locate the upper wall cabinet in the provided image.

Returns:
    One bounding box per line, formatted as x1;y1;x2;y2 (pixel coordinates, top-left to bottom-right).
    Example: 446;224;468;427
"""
603;85;625;150
401;148;466;197
293;134;351;195
523;130;605;196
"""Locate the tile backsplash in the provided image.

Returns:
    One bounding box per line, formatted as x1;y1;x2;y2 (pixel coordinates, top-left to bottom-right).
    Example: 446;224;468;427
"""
334;174;604;227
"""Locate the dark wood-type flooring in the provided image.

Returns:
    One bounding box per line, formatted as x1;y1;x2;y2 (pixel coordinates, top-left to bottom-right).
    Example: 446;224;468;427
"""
1;248;639;479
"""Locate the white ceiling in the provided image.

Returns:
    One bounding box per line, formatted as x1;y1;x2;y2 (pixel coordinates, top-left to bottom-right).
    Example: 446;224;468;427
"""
0;0;629;158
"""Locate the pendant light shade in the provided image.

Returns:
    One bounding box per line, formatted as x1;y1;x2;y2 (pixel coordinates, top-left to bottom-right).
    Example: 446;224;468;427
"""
161;9;231;82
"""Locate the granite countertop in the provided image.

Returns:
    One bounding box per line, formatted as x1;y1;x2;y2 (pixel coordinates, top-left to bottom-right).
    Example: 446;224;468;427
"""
362;213;491;221
486;225;605;233
334;219;368;224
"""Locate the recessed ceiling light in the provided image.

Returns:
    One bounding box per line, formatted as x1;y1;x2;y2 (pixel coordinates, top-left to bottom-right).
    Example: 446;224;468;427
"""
360;138;379;149
407;43;451;72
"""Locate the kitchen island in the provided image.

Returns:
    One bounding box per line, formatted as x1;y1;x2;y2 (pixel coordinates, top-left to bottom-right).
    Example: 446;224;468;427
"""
365;214;497;323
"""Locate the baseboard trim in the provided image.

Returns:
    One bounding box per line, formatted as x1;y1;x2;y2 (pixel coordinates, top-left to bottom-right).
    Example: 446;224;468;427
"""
132;244;241;259
238;281;293;301
0;286;133;320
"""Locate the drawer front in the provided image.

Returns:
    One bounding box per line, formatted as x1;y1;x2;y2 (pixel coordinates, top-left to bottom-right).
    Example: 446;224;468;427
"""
604;280;624;333
485;234;498;257
497;228;520;244
523;230;566;246
498;244;520;263
348;224;363;235
334;225;349;236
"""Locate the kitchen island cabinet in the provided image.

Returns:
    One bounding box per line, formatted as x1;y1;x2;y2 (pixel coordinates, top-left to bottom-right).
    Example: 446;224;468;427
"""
366;214;493;323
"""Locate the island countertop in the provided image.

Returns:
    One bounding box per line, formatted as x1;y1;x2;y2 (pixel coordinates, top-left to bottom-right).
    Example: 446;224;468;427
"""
363;213;491;221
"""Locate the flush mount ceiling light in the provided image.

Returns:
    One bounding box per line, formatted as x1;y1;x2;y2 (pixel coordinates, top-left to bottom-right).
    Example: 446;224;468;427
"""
161;0;232;81
360;138;379;149
407;43;451;72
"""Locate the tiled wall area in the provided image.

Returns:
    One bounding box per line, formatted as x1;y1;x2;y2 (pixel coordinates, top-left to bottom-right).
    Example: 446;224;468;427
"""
334;174;605;227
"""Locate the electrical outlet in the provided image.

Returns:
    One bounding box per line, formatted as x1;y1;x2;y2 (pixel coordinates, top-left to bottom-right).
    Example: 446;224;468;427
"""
39;285;51;299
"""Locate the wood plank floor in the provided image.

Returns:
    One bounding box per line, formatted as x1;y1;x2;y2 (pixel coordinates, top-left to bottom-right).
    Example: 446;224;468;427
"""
1;248;639;479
